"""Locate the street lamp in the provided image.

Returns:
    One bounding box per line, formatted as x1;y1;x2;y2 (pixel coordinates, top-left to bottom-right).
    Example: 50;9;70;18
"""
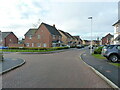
88;16;93;54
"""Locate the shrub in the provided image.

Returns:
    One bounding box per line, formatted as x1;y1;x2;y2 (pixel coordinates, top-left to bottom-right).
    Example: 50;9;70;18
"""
6;47;69;51
94;47;103;54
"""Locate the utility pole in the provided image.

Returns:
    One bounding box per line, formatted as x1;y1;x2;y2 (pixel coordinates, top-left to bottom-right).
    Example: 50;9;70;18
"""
88;17;93;54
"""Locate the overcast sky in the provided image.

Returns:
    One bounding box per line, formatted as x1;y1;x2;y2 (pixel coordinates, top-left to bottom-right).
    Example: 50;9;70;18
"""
0;0;119;40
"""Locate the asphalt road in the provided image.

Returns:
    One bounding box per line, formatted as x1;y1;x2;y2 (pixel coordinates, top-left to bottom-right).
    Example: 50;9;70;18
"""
2;49;111;88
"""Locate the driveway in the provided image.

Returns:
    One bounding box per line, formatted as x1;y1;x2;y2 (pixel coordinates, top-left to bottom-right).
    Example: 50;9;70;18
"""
2;49;111;88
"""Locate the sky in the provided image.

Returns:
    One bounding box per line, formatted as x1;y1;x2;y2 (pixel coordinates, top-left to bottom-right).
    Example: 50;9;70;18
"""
0;0;119;40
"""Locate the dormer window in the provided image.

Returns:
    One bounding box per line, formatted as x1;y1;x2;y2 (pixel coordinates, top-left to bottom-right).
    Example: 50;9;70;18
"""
29;35;32;39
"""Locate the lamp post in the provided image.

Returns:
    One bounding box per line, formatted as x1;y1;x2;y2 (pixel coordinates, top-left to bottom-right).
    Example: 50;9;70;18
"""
88;17;93;54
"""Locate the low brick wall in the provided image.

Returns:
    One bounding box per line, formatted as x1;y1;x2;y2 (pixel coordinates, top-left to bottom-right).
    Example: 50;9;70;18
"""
9;44;25;47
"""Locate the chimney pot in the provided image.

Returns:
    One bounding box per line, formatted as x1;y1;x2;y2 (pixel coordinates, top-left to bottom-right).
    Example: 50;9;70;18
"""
53;24;55;27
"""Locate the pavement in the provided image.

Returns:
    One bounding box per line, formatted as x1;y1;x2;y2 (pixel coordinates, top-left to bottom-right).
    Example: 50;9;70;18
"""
2;49;111;88
0;58;25;74
81;49;120;88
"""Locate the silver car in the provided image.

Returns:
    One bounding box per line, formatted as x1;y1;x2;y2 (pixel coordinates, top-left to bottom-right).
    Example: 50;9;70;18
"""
102;45;120;62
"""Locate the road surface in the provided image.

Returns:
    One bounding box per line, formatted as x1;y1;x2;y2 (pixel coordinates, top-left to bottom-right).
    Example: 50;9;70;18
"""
2;49;111;88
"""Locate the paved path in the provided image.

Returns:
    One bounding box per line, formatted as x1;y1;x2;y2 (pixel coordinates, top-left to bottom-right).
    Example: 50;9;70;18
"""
1;58;25;74
81;49;120;88
2;49;111;88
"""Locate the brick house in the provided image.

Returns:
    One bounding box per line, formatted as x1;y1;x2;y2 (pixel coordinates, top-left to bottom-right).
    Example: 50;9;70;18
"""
101;33;113;45
24;23;62;48
65;32;76;46
2;32;18;47
73;36;83;45
82;40;90;45
58;30;72;45
92;40;100;45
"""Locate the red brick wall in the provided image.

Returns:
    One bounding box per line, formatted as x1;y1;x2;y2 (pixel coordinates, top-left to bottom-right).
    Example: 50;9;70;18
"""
9;44;24;47
4;33;18;47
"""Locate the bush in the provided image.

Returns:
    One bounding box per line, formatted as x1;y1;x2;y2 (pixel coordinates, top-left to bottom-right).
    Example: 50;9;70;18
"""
94;47;103;54
6;47;69;51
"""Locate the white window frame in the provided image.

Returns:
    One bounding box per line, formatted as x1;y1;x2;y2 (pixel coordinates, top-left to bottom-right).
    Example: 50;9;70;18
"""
43;43;47;47
29;35;32;39
53;35;56;39
32;43;34;47
9;39;12;41
26;43;29;47
59;36;61;40
37;43;41;47
37;35;40;39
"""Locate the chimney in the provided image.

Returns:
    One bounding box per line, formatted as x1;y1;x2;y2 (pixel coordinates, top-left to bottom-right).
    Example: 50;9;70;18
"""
53;24;55;27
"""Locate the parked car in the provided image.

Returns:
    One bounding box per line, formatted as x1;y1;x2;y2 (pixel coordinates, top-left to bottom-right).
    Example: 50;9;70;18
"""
0;46;8;49
76;45;84;49
60;45;70;48
102;45;120;62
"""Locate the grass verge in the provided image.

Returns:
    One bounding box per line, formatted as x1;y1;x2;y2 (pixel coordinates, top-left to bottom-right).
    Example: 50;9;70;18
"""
92;54;106;59
109;63;120;67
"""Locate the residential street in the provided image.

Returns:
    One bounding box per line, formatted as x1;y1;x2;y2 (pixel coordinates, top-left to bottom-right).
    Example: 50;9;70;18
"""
2;49;111;88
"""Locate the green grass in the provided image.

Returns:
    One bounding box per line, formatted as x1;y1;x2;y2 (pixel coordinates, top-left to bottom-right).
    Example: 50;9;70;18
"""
109;63;120;67
92;54;106;59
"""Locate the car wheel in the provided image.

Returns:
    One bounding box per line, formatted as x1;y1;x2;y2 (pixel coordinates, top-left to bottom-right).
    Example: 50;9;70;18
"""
109;55;118;62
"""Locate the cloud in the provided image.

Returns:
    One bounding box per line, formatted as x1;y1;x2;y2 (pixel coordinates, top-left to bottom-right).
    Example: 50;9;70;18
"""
0;0;118;40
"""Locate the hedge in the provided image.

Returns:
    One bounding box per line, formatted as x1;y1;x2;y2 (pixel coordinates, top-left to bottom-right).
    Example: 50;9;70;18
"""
94;47;103;54
6;47;69;50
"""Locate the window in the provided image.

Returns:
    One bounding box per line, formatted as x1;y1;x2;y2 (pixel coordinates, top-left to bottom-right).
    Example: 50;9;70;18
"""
9;39;12;41
29;35;32;39
26;43;29;47
37;35;40;39
53;35;56;39
32;43;34;47
117;46;120;50
59;36;61;40
116;25;120;33
43;43;47;47
37;43;41;47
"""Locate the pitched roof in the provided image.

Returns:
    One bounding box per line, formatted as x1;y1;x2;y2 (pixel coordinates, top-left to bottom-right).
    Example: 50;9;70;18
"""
65;32;75;39
2;32;12;39
24;28;37;36
42;23;61;36
73;36;82;41
58;30;70;38
83;40;90;42
101;33;113;40
112;20;120;26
